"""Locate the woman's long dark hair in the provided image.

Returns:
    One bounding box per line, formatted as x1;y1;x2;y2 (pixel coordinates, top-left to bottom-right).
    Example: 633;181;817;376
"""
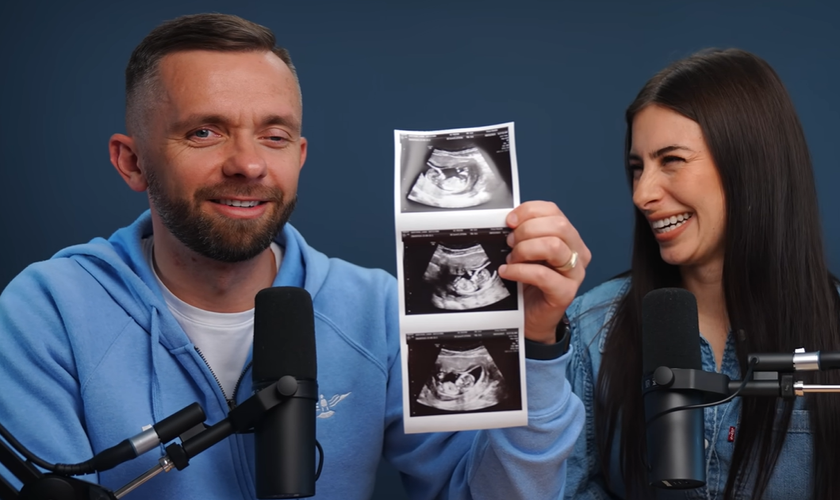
595;48;840;499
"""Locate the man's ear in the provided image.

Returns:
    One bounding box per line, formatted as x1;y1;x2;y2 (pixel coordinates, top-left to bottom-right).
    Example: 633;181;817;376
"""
298;136;308;172
109;134;148;192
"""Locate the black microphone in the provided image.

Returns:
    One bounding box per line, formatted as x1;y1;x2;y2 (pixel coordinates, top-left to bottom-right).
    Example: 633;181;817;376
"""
642;288;705;489
253;287;318;499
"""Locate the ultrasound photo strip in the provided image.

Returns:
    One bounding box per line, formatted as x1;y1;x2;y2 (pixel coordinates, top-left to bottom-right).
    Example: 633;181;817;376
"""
394;123;526;433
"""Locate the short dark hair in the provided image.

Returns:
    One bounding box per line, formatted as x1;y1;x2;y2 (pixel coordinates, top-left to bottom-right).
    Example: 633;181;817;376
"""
125;13;298;135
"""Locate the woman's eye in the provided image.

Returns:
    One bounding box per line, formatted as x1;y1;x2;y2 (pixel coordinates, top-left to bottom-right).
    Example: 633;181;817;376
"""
662;155;684;165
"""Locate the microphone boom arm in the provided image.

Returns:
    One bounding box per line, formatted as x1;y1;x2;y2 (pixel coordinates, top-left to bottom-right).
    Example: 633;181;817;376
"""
1;377;318;500
115;375;319;499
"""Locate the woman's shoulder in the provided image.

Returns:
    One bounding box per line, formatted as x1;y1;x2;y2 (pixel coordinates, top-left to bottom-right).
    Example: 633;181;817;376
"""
569;275;630;316
567;275;630;352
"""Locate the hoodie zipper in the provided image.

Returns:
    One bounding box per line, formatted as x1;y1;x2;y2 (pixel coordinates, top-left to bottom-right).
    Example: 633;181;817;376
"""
195;346;246;411
231;361;253;408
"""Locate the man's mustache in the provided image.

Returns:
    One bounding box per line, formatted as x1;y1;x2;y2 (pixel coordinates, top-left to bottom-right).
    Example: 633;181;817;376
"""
193;184;285;203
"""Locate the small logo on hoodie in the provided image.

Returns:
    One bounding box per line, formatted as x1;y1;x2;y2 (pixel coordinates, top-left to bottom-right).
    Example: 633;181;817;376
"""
317;392;351;419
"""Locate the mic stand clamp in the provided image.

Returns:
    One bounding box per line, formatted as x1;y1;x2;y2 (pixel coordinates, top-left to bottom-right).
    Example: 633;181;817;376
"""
644;367;798;402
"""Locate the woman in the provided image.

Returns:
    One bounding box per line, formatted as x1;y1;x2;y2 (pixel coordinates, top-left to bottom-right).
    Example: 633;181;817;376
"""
564;49;840;499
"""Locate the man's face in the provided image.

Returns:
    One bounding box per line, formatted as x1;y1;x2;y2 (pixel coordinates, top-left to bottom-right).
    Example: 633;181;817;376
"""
138;50;306;262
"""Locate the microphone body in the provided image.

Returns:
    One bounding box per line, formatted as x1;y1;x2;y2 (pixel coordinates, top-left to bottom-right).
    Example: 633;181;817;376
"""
642;288;705;489
255;381;317;497
253;287;318;499
643;388;705;488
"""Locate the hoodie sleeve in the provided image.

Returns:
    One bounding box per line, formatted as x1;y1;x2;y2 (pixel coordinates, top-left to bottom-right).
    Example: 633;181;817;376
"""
0;261;99;488
380;277;585;500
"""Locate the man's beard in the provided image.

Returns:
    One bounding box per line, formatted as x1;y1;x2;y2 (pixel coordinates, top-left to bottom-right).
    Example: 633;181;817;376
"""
146;168;296;263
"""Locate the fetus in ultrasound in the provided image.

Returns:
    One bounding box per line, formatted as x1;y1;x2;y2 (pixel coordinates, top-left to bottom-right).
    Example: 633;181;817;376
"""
407;147;498;208
417;344;507;411
423;243;509;310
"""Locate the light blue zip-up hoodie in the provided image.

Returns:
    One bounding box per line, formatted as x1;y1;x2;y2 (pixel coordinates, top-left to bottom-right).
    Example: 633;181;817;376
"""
0;211;583;499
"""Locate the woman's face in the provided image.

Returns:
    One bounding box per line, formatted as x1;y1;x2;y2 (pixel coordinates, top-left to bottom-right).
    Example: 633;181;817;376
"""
629;105;726;271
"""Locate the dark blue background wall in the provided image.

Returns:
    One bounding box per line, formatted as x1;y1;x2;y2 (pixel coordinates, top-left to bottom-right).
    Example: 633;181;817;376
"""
1;1;838;498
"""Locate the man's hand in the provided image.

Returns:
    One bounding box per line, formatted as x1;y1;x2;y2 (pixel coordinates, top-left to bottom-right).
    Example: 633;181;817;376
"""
499;201;591;344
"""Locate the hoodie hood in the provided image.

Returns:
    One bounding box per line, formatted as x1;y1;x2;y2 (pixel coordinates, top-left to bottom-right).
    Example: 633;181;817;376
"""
52;210;331;345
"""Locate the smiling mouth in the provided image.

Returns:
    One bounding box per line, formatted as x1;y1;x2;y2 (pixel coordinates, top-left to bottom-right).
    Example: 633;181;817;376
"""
652;213;693;234
213;199;264;208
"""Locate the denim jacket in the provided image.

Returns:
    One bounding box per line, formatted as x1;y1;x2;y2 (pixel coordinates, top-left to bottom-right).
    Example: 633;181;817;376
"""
564;277;814;500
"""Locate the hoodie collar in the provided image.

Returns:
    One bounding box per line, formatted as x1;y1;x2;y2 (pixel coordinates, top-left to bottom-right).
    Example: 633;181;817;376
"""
52;210;330;346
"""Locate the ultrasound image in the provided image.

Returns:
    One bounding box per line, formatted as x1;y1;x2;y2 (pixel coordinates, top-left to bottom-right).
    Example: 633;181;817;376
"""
408;331;521;416
407;147;497;208
402;229;517;315
423;244;510;310
416;344;506;411
399;129;514;213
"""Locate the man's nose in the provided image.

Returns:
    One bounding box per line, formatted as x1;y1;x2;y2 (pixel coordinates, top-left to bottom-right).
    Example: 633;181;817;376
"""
222;137;267;180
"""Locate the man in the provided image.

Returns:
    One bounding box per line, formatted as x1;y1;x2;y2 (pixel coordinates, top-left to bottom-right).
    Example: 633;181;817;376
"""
0;13;586;499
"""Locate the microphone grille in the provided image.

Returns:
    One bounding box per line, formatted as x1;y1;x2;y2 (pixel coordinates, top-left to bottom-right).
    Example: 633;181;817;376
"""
642;288;701;374
253;287;317;383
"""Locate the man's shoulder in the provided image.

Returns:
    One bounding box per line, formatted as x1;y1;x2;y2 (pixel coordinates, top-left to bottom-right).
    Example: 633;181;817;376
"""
4;250;104;295
323;256;395;285
314;256;397;318
1;222;149;321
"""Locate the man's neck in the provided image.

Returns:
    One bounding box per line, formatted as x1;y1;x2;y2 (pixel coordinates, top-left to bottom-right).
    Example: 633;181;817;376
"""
152;229;277;313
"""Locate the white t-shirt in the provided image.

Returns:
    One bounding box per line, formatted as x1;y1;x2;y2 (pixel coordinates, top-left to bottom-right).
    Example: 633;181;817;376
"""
142;237;282;399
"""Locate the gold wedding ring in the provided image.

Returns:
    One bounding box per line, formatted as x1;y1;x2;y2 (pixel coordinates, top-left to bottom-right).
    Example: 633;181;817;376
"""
555;250;579;273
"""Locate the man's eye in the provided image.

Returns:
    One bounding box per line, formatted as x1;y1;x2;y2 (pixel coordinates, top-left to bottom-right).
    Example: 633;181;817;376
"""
193;129;212;139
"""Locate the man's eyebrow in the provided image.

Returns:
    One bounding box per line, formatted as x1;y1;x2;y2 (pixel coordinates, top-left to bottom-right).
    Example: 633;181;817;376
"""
172;114;228;131
171;114;301;134
262;114;301;133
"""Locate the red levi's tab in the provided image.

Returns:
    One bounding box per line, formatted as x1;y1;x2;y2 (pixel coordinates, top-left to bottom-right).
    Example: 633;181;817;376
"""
728;426;736;442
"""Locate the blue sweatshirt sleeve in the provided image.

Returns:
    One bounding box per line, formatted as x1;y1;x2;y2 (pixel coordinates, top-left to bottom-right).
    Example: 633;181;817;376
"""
0;262;99;488
380;277;585;500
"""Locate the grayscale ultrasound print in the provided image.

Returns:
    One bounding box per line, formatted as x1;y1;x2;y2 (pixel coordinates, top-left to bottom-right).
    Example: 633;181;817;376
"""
399;130;514;213
423;243;510;310
407;331;521;416
407;147;497;208
416;344;507;411
402;228;517;315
